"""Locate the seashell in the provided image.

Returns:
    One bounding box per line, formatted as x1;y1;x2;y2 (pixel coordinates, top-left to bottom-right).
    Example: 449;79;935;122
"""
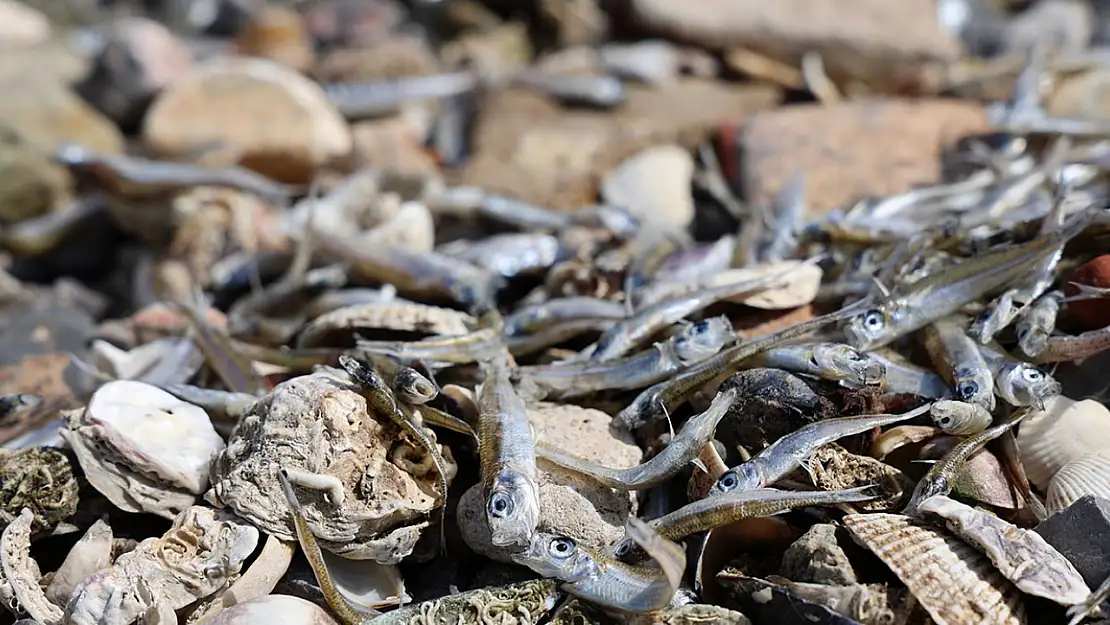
296;301;474;348
1016;395;1110;489
917;495;1091;606
359;200;435;253
870;425;942;460
203;595;338;625
921;437;1022;510
931;399;993;435
45;518;113;607
1047;450;1110;516
806;444;914;511
1;509;63;624
322;551;409;608
0;447;79;536
843;513;1026;625
640;260;823;310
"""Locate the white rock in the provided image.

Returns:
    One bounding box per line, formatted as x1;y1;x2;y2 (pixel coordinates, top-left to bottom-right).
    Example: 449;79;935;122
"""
601;145;694;231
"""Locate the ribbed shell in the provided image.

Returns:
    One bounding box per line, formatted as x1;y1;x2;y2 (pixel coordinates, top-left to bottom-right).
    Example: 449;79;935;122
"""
1047;450;1110;516
843;513;1026;625
296;301;475;348
1016;396;1110;490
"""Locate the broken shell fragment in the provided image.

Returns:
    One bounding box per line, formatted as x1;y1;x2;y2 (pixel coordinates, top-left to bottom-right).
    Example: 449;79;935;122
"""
1016;395;1110;489
1047;450;1110;516
640;260;823;310
843;513;1026;625
0;447;78;535
45;518;113;608
806;444;913;511
65;506;259;625
296;300;474;348
368;579;561;624
1;509;63;624
917;495;1091;606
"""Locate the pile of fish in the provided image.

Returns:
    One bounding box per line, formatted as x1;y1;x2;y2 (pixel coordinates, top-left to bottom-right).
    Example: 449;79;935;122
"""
5;0;1110;624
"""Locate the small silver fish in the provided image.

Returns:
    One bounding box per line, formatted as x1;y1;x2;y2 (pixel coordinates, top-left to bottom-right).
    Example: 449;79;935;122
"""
979;342;1060;409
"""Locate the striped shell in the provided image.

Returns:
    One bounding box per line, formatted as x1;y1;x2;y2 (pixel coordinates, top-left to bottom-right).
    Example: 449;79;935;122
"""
843;513;1026;625
1047;450;1110;516
296;301;475;348
1016;395;1110;490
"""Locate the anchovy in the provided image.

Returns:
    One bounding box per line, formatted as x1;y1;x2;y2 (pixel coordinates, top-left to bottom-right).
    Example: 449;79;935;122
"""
156;384;257;421
537;389;736;490
355;326;502;365
930;399;993;435
511;517;684;613
517;316;735;398
978;342;1060;409
478;350;540;548
504;296;627;338
438;233;566;279
514;73;627;108
506;318;616;357
1034;321;1110;363
744;342;886;386
922;315;996;411
711;404;933;496
859;349;954;399
323;72;479;119
759;170;807;262
1016;290;1063;358
168;299;269;396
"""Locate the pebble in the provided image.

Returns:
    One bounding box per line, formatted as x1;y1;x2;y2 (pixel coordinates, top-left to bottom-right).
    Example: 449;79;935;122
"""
75;17;194;129
1048;70;1110;120
601;145;694;230
1065;254;1110;330
312;35;440;83
350;115;439;179
0;72;123;156
538;0;608;47
234;6;314;73
0;1;51;47
0;124;71;223
780;523;858;585
1035;495;1110;588
630;0;959;92
456;403;641;562
143;58;352;184
452;79;779;209
741;99;990;215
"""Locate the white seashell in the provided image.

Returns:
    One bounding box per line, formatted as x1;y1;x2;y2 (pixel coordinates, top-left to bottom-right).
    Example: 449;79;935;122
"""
601;144;694;231
1016;395;1110;489
45;518;113;607
203;595;338;625
917;495;1091;606
639;260;823;310
81;380;225;494
1047;450;1110;516
322;551;409;608
843;513;1026;625
297;301;474;348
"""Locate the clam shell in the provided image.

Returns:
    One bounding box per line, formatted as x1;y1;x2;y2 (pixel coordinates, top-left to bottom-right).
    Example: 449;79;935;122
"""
639;260;823;310
1047;450;1110;516
843;513;1026;625
1016;395;1110;489
917;495;1091;606
296;301;474;348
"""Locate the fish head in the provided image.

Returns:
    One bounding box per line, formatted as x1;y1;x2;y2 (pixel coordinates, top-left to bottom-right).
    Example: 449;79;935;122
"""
842;306;897;351
486;471;540;548
671;316;735;363
395;368;436;404
1016;325;1048;358
710;463;762;496
512;532;596;582
999;363;1060;409
813;344;886;385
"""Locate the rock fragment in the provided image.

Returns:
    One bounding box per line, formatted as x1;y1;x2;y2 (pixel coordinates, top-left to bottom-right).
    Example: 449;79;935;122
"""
781;523;858;585
1036;495;1110;588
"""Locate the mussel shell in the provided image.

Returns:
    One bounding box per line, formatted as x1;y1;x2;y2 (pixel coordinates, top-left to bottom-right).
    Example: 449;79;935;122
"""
1047;450;1110;516
843;513;1026;625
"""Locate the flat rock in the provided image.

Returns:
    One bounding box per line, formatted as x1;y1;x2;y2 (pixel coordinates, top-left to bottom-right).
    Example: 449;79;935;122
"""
457;402;641;562
1035;495;1110;587
0;124;71;222
781;523;858;585
601;145;694;230
741;99;989;215
234;6;314;72
630;0;959;92
450;79;779;209
143;57;352;184
312;35;440;82
1002;0;1095;56
350;115;439;178
0;71;122;156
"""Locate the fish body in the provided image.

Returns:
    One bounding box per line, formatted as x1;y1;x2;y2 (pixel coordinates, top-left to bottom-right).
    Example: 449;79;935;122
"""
746;342;886;386
922;315;996;411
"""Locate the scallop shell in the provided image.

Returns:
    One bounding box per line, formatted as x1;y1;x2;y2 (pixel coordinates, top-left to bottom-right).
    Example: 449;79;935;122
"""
1016;395;1110;489
917;495;1091;606
296;301;475;348
1047;450;1110;516
843;513;1026;625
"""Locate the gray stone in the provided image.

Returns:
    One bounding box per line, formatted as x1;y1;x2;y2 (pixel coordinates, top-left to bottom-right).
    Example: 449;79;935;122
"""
781;523;858;585
1035;495;1110;587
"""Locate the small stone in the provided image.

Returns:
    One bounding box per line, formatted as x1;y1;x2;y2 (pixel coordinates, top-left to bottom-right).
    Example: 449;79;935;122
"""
717;368;828;452
807;444;914;511
300;0;406;49
0;124;71;223
0;1;51;47
457;403;640;562
741;99;989;215
452;79;779;209
538;0;608;47
1035;495;1110;587
143;58;352;184
1065;255;1110;330
781;524;858;585
312;35;440;82
601;145;694;230
350;115;439;179
1048;70;1110;120
440;23;532;81
235;6;314;73
630;0;958;92
0;72;123;156
75;17;194;129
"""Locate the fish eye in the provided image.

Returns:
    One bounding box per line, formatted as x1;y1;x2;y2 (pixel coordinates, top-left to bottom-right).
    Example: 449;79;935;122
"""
717;471;740;492
488;492;514;518
548;537;576;558
614;540;631;557
1023;367;1044;381
1015;327;1028;341
957;380;979;400
863;310;885;331
976;309;993;323
690;322;709;335
937;415;953;426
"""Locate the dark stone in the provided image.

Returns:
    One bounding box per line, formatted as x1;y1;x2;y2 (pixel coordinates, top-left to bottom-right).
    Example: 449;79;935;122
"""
717;368;829;456
1035;495;1110;587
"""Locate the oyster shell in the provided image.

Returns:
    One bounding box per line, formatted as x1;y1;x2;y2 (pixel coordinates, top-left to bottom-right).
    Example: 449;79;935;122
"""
0;447;78;535
843;513;1026;625
65;506;259;625
45;518;113;608
203;595;338;625
368;579;561;624
1016;395;1110;489
208;371;454;562
61;380;225;519
296;300;474;348
1;509;63;624
917;495;1091;606
1047;450;1110;516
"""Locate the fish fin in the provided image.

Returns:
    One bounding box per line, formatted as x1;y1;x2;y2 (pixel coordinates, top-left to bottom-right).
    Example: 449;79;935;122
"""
690;457;708;474
626;517;686;591
660;401;676;441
